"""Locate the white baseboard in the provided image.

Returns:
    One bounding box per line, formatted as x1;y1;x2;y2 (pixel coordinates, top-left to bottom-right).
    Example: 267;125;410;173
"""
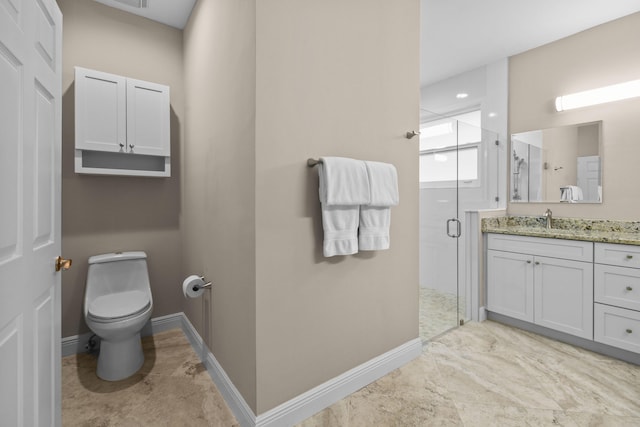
479;306;487;322
61;332;94;357
61;312;183;358
63;312;423;427
179;314;257;427
180;314;422;427
254;338;422;427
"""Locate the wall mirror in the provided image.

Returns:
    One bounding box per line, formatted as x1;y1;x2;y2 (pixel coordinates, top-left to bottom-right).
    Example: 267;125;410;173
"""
510;121;602;203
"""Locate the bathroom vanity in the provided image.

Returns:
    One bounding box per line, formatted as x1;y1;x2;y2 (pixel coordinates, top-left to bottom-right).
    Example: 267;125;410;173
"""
483;216;640;363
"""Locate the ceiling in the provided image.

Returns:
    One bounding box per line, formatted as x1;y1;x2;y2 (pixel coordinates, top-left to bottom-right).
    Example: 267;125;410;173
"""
421;0;640;87
92;0;196;29
93;0;640;87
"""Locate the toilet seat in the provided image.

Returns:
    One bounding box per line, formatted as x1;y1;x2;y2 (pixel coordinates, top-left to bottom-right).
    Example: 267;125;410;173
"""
88;290;151;321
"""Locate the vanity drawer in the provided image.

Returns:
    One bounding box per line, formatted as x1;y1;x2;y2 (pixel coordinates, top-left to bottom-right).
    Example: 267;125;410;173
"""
487;234;593;262
594;303;640;354
595;243;640;268
594;264;640;311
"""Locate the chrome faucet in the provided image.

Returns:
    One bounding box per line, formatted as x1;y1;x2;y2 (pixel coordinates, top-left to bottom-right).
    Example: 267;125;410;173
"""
543;209;553;229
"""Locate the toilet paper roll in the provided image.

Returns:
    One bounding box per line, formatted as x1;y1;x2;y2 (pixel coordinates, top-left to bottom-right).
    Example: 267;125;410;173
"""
183;275;205;299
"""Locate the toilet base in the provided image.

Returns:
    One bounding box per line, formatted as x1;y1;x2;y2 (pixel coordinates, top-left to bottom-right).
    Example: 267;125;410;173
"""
96;333;144;381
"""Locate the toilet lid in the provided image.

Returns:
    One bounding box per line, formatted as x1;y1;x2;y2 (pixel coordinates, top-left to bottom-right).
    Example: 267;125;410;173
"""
88;290;150;320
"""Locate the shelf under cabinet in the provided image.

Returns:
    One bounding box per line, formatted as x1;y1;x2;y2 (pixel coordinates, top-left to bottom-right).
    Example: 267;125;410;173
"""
74;149;170;177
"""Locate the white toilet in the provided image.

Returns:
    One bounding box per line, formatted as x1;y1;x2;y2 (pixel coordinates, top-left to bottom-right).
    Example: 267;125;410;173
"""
84;251;153;381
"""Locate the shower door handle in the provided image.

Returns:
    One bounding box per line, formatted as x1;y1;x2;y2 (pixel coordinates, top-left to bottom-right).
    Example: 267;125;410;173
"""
446;218;461;238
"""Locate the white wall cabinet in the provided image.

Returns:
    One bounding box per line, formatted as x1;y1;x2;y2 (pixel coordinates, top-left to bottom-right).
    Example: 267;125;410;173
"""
74;67;170;177
487;234;593;339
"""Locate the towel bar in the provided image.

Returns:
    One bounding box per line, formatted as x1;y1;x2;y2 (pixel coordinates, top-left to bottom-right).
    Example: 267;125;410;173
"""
307;158;322;167
406;130;420;139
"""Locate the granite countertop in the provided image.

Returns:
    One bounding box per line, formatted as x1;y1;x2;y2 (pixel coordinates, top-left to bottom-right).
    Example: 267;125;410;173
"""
482;216;640;246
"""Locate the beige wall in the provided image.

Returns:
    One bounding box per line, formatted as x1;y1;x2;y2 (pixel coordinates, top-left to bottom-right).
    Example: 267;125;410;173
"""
183;0;258;411
58;0;184;337
543;126;579;200
509;12;640;219
61;0;418;414
254;0;419;412
184;0;419;415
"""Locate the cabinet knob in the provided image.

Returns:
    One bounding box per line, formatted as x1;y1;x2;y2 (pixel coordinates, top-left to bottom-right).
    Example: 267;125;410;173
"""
627;255;634;260
526;260;532;264
626;329;633;334
627;286;633;291
535;261;540;265
119;143;125;151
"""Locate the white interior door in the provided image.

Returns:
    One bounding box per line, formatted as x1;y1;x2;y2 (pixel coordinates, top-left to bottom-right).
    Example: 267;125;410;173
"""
577;155;601;202
0;0;63;425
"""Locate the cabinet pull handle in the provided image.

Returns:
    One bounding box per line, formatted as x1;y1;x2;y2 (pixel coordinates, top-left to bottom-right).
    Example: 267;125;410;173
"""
626;329;633;334
627;286;633;291
627;255;634;260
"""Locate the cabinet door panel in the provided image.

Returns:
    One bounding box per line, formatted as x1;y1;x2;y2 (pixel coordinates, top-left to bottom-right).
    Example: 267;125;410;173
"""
487;250;534;322
75;67;126;152
534;256;593;339
126;78;170;156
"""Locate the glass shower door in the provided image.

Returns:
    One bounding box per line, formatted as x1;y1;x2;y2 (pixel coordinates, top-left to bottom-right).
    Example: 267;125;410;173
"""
419;116;462;340
419;111;499;342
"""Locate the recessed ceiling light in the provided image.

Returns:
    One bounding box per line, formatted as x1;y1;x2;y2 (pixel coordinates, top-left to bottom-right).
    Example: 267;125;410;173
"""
456;93;469;99
488;112;497;118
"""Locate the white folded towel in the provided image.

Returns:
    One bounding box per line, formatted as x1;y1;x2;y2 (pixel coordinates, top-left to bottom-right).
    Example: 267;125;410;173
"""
359;161;399;251
318;157;370;257
318;157;370;206
560;185;583;203
571;185;583;201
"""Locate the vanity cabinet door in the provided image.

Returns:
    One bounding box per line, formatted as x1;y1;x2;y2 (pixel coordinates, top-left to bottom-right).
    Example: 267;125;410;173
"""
75;67;127;153
487;249;534;322
534;256;593;339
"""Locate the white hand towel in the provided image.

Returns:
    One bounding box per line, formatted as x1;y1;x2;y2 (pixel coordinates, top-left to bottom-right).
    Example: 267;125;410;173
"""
320;204;359;257
364;160;399;207
318;157;370;206
318;158;369;257
359;161;399;251
570;185;583;201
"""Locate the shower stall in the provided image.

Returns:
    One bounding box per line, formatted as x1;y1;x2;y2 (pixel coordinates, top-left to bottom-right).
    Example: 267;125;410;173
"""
419;110;500;341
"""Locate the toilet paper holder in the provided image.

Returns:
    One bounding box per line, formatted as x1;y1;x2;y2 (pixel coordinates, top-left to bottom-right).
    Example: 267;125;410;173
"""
193;276;212;291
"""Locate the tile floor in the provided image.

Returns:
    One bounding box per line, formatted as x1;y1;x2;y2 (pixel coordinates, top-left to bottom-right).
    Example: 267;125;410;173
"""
419;287;464;341
62;322;640;426
61;329;238;426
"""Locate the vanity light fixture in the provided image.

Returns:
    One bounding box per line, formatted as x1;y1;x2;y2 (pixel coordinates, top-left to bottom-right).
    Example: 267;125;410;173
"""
555;79;640;112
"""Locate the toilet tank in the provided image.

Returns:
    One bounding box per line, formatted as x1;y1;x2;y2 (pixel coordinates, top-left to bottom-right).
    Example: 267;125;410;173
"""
85;252;152;311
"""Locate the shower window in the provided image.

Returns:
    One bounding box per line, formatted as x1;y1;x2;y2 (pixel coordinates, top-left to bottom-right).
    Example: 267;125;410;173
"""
419;110;482;189
420;144;479;187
